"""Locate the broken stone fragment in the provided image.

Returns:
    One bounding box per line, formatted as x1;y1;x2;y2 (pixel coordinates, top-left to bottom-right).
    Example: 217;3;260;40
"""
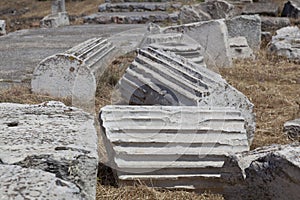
268;26;300;61
242;2;279;16
0;164;82;200
282;0;300;18
100;105;249;193
0;101;98;200
284;118;300;141
222;143;300;200
226;15;261;50
163;19;232;68
113;47;255;144
229;36;254;59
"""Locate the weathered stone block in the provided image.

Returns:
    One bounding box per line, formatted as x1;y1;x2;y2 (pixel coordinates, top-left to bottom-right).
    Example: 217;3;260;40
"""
41;0;69;28
163;19;232;68
268;26;300;61
284;118;300;141
229;36;254;59
31;38;115;112
100;105;249;193
113;47;255;144
282;0;300;18
261;16;291;31
0;165;82;199
226;15;261;50
0;101;98;200
222;143;300;200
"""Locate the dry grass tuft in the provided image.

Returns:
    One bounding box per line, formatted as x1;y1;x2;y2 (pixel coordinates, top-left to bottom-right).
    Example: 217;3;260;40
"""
220;51;300;149
0;86;72;105
96;183;223;200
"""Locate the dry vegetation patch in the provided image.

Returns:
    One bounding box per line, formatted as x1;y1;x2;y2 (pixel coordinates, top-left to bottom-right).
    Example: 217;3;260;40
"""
220;52;300;149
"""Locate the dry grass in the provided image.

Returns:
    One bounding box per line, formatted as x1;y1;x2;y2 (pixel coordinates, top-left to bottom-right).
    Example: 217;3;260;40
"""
96;183;223;200
220;52;300;149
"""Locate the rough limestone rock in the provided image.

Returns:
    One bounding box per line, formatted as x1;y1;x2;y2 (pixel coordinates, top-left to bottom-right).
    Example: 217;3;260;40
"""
179;0;235;24
0;101;98;200
242;2;279;16
98;2;175;12
0;20;6;35
179;4;211;24
229;36;254;59
268;26;300;61
282;0;300;18
261;16;291;31
113;47;255;144
226;15;261;50
222;143;300;200
284;118;300;141
163;19;232;68
201;0;235;19
100;105;249;193
0;165;82;199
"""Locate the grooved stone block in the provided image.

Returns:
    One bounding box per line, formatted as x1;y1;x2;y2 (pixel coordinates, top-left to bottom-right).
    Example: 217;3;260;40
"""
0;101;98;200
113;47;255;144
162;19;232;68
100;105;249;193
31;38;116;112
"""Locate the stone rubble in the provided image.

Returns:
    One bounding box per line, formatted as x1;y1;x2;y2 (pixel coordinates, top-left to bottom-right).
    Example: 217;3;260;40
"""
163;19;233;68
242;2;279;16
284;118;300;141
268;26;300;61
0;101;98;200
113;47;255;144
229;36;254;59
221;143;300;200
40;0;70;28
225;15;261;50
282;0;300;18
100;105;249;193
0;20;6;35
85;0;181;24
179;0;235;24
260;16;291;32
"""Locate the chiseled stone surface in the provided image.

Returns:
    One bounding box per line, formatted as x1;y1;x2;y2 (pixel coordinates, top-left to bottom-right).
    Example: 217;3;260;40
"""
100;105;249;193
0;101;98;200
0;164;83;200
113;47;255;144
226;15;261;50
268;26;300;61
284;118;300;141
222;143;300;200
163;19;232;68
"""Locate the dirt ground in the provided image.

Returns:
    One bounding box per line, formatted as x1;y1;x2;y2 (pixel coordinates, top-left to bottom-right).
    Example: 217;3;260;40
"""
0;0;299;199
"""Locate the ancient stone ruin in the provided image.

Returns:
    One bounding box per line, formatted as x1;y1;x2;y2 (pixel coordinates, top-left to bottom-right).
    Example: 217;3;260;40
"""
269;26;300;61
31;37;116;112
113;47;255;144
40;0;70;28
284;118;300;141
100;105;249;193
0;101;98;199
221;143;300;200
